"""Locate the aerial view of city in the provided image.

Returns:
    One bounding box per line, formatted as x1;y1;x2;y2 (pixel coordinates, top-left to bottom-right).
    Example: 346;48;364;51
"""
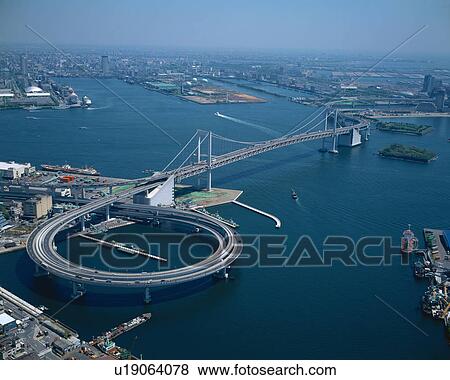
0;0;449;378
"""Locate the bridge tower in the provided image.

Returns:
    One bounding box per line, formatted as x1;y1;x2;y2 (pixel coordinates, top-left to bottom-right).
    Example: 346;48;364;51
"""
197;133;202;164
329;109;339;154
319;109;329;152
207;130;212;191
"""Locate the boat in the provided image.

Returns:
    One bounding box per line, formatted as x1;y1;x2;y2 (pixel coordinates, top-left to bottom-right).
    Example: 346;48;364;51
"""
291;189;298;200
401;224;418;253
214;111;223;117
41;164;100;176
82;96;92;107
25;105;42;111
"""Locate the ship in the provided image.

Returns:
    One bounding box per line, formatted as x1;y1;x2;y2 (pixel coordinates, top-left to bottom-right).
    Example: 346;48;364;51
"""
82;96;92;107
400;224;418;253
291;189;298;200
41;164;100;176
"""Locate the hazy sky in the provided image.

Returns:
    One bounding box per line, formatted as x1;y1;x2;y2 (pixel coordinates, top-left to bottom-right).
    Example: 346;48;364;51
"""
1;0;449;56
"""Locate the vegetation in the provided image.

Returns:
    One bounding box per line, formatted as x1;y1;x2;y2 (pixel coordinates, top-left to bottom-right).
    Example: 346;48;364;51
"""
0;204;9;220
377;121;432;135
379;144;437;163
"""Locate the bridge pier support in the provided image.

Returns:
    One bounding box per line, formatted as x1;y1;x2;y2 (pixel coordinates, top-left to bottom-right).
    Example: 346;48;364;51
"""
109;185;113;195
80;215;86;231
214;267;229;280
364;125;371;141
34;264;49;278
72;282;86;299
81;188;86;199
105;205;110;221
144;287;152;304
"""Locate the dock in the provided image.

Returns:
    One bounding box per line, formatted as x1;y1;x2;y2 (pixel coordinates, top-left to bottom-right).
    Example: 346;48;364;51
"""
423;228;450;271
78;234;167;262
232;200;281;228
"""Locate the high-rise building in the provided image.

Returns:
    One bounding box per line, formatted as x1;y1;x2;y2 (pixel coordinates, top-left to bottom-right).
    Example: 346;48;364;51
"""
101;55;110;75
434;89;446;112
20;55;27;76
422;74;432;92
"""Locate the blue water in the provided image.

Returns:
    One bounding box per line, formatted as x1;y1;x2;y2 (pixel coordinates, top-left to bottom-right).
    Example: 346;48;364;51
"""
0;78;449;359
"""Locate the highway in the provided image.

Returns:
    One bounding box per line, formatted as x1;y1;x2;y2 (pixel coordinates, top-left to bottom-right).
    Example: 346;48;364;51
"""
27;179;242;288
26;119;366;288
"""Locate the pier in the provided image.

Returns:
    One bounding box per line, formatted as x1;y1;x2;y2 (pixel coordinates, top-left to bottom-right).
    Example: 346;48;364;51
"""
78;234;167;262
232;200;281;228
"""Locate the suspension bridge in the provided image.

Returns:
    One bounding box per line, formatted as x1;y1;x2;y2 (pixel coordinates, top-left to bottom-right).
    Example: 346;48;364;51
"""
26;107;370;301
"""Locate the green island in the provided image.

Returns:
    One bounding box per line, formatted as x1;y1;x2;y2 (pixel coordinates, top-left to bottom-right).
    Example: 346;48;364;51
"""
378;144;437;163
377;121;433;135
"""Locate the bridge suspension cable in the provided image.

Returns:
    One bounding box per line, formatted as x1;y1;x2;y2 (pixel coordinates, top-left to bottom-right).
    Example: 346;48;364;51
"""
162;130;203;172
283;106;328;137
173;133;209;172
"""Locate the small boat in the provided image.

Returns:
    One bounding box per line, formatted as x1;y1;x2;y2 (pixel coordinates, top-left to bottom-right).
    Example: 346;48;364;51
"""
400;224;418;254
291;189;298;200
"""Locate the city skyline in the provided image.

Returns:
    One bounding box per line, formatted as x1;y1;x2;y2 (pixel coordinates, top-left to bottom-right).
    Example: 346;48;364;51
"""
1;0;450;57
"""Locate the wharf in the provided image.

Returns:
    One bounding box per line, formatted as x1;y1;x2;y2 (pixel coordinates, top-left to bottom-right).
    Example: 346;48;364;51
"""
232;200;281;228
91;313;151;345
423;228;450;271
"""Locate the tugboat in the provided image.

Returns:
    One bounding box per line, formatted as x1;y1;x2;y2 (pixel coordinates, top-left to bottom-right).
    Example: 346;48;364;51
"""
401;224;418;254
291;189;298;200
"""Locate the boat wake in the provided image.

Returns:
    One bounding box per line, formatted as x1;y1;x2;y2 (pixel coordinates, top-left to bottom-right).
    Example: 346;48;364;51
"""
86;105;110;111
25;116;41;120
214;112;279;137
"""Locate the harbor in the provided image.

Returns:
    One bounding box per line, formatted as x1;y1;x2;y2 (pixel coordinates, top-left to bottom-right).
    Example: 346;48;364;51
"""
1;75;449;359
406;227;450;339
0;286;135;360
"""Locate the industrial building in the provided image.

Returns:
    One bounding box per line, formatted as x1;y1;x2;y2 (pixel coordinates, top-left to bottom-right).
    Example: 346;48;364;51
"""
23;194;53;220
0;312;16;334
0;161;35;179
24;86;51;97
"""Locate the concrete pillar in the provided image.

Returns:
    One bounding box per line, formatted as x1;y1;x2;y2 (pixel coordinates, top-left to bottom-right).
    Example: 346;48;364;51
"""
144;287;152;304
207;130;212;191
72;282;86;299
105;205;110;221
34;264;49;278
214;267;228;279
81;187;86;199
80;215;86;231
109;185;113;195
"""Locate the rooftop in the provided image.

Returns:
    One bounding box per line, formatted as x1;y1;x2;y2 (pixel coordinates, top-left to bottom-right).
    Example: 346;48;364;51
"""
0;312;15;326
0;161;31;171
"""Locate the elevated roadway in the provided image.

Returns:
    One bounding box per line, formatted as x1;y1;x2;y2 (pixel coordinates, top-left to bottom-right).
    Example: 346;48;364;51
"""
26;118;367;289
27;180;241;288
